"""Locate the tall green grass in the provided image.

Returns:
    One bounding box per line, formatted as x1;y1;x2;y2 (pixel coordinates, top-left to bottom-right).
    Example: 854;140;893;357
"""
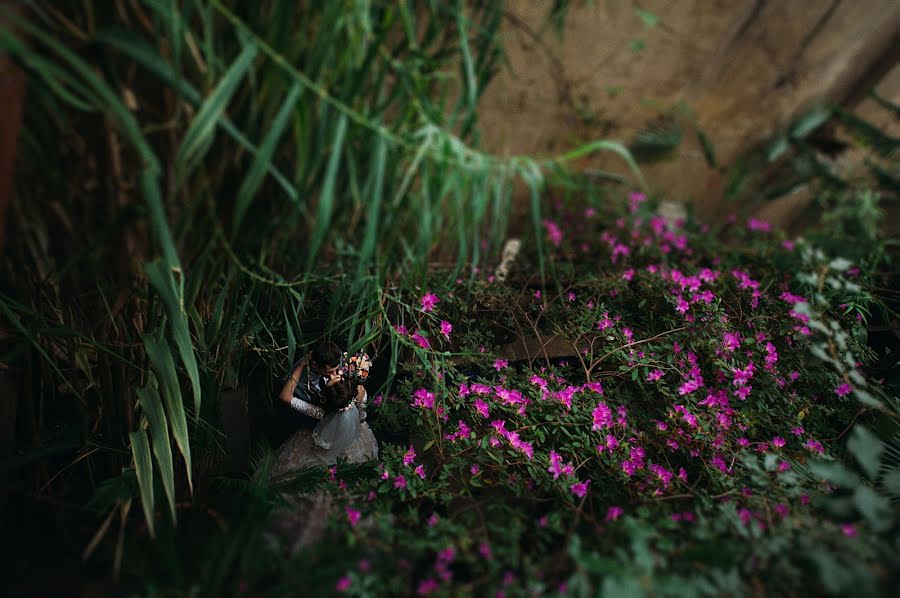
0;0;644;537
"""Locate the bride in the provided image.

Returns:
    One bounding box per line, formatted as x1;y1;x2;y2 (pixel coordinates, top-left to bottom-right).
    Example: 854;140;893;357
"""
313;374;364;455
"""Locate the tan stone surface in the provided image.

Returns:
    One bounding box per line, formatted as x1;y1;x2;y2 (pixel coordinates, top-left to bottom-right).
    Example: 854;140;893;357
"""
478;0;900;219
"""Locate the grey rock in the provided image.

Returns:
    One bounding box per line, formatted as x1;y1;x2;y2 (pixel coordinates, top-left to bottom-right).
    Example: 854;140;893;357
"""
265;490;335;557
271;422;379;477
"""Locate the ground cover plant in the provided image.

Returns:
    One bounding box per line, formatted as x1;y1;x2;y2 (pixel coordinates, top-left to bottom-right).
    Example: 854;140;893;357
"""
102;192;898;596
2;2;899;596
267;194;896;597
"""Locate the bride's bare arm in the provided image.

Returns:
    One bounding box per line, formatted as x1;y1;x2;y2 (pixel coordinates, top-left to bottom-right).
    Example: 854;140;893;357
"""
279;353;309;404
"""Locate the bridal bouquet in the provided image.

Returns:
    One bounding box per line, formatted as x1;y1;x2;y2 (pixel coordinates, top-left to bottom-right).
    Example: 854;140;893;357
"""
341;350;371;381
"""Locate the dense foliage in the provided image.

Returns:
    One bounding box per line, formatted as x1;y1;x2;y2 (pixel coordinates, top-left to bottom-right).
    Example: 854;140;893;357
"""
101;193;897;596
2;2;898;596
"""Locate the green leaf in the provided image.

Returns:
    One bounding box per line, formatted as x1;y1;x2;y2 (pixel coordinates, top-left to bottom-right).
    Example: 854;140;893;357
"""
129;430;155;537
789;105;831;139
455;0;477;110
882;466;900;497
852;485;893;531
145;258;201;420
97;28;297;201
808;460;861;488
177;41;258;177
142;325;193;494
306;113;348;272
0;28;95;111
635;9;659;28
869;89;900;118
630;121;682;163
766;136;790;162
232;82;303;235
847;425;884;480
810;551;852;594
835;107;900;157
696;128;717;168
357;134;388;277
284;305;296;370
137;378;176;523
557;139;646;189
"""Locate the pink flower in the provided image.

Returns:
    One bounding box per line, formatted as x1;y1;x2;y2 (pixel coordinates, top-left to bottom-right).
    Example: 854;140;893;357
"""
470;464;480;475
411;332;431;349
791;426;805;436
473;398;490;419
403;445;417;466
346;507;361;527
542;220;563;247
417;578;439;595
548;450;575;481
411;388;436;409
440;320;453;340
678;378;702;395
647;369;664;381
415;464;426;479
605;506;624;521
804;439;824;454
746;218;771;232
336;576;352;592
592;402;614;430
493;359;508;371
772;436;786;448
723;331;741;352
421;292;440;312
834;383;852;397
711;454;730;474
393;475;407;489
732;363;755;387
840;523;857;537
529;375;547;389
570;479;591;498
479;542;492;559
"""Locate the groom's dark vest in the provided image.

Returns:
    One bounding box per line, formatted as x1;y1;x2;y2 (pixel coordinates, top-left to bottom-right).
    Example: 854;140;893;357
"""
289;358;326;406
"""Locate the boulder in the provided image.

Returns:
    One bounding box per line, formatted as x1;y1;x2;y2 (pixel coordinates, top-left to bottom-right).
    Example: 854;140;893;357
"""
271;422;378;477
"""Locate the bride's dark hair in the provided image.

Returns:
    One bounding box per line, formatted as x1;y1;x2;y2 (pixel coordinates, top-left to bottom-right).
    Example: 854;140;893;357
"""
322;376;355;413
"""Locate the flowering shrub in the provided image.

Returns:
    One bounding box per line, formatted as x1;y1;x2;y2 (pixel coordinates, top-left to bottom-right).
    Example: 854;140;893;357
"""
267;195;896;596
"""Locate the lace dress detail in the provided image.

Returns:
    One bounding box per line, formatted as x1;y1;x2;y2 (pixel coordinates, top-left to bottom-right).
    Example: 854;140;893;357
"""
312;390;367;454
289;397;324;419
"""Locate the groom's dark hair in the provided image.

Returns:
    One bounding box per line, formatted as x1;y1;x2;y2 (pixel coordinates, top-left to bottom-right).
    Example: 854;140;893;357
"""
312;340;342;369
